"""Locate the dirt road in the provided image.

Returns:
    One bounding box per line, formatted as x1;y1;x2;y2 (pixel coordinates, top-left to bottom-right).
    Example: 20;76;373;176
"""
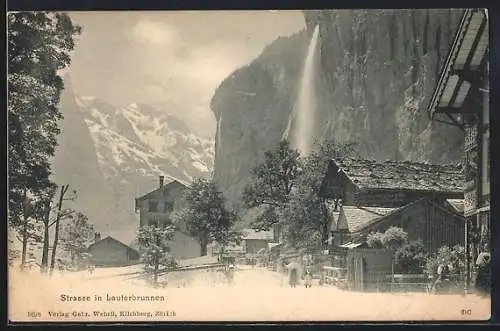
8;265;490;322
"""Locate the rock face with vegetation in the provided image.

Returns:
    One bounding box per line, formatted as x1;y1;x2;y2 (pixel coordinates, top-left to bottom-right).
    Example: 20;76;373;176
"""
211;9;465;209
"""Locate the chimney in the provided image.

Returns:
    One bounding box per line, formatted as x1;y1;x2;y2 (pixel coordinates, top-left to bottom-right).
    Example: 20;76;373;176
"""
159;176;164;188
94;232;101;243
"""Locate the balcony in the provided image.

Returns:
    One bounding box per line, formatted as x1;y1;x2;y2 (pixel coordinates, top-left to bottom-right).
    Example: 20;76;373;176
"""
465;125;478;151
464;189;478;217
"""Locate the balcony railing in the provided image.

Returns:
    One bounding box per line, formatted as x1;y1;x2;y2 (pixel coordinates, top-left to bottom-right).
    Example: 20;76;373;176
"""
465;125;478;151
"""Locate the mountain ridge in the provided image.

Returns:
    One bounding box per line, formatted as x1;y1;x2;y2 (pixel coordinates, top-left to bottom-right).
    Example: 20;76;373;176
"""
51;77;214;244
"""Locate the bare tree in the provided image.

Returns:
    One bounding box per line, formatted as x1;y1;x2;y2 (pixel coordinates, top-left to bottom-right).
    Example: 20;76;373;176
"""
48;185;77;276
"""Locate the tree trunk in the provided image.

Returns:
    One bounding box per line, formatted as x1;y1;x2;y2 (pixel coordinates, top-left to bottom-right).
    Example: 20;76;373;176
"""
49;185;69;276
41;201;51;274
20;189;29;271
154;254;159;286
200;238;208;256
49;216;61;276
20;220;28;271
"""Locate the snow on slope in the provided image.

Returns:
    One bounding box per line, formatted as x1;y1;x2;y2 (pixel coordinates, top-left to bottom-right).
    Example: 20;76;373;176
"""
75;96;214;187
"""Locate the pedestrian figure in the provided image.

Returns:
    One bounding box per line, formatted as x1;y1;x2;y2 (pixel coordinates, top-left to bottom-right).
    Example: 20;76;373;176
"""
304;268;312;288
289;268;298;288
475;251;490;297
88;263;95;275
432;259;452;293
319;270;326;286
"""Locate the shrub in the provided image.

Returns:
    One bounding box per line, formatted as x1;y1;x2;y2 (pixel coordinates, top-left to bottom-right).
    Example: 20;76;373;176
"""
424;244;465;279
381;226;409;251
366;231;385;248
395;240;427;274
366;226;408;251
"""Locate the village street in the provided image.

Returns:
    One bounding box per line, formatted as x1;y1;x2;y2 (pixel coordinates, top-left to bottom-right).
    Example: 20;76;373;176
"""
9;265;490;322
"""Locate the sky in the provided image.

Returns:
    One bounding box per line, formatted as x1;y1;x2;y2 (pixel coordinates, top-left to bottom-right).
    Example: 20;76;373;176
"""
67;11;305;137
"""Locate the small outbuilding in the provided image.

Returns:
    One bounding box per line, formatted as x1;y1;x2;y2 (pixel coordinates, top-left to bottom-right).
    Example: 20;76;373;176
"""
344;245;393;292
87;234;140;267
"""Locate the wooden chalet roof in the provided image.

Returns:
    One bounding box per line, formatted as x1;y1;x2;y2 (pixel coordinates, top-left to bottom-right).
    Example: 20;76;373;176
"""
428;9;489;119
344;198;465;234
339;206;397;233
446;198;465;214
135;179;189;202
331;158;464;193
87;236;139;253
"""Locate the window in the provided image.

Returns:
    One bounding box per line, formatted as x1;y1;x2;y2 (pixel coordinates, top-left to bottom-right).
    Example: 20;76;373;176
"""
148;201;158;212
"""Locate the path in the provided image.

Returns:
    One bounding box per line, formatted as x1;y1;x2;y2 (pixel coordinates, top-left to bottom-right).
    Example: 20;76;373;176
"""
9;265;490;322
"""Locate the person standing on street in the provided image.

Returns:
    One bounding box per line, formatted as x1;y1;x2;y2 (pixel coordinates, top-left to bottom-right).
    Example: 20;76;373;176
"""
474;246;491;297
304;268;312;288
289;268;298;288
433;259;452;293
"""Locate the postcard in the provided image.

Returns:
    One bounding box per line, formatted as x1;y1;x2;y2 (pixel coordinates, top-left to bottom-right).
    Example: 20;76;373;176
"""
7;8;491;323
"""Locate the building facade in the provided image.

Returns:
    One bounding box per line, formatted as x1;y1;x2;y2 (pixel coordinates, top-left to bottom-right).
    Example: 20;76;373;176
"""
426;8;489;286
135;176;189;227
135;176;202;260
241;228;274;254
329;198;465;254
167;230;202;260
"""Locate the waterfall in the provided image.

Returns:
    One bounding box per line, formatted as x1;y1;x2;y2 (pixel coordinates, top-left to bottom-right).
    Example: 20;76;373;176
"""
216;112;223;154
283;24;320;156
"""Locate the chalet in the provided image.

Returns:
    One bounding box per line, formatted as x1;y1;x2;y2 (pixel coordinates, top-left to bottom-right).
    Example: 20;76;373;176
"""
135;176;189;227
135;176;202;260
319;158;464;208
87;233;140;267
426;8;489;287
241;228;274;254
328;198;465;254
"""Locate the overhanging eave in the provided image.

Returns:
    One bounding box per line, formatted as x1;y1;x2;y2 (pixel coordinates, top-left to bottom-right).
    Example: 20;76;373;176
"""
428;9;488;119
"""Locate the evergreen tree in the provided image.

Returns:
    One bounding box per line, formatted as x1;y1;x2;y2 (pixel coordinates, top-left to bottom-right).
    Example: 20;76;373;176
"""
8;12;81;269
137;224;176;287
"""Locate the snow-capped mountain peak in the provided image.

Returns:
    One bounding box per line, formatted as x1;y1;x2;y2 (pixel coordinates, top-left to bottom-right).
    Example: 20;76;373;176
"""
53;90;214;244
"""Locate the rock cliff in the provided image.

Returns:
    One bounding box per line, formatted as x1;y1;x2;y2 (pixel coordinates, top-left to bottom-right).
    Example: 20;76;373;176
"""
211;9;465;209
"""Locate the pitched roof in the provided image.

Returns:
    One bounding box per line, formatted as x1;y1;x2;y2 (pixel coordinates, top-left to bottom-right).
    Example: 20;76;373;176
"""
331;158;463;193
446;199;465;214
135;179;189;202
346;198;465;234
241;228;274;241
87;236;138;253
340;206;398;233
